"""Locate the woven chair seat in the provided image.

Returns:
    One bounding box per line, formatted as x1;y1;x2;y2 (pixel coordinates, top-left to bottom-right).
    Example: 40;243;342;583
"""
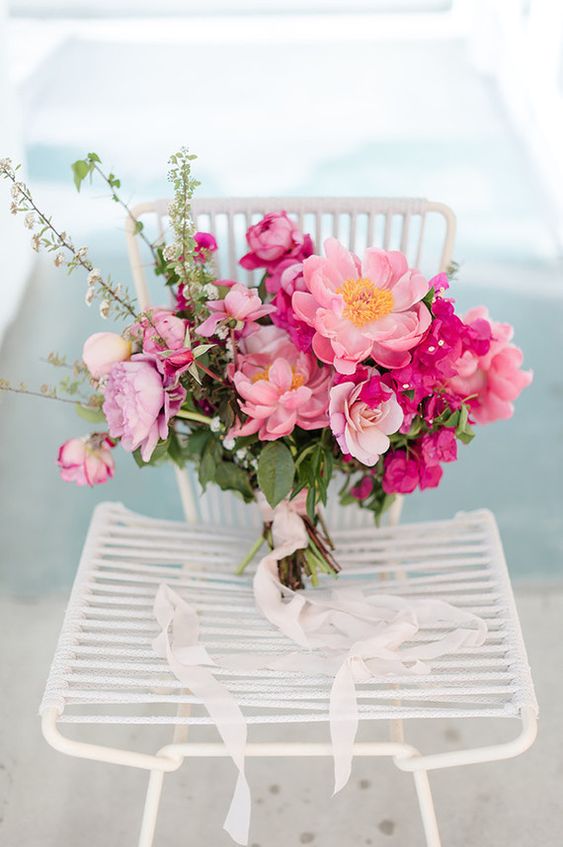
40;502;537;728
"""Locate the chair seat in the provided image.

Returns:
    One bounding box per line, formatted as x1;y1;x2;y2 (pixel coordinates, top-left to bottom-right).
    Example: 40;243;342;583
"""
40;502;537;728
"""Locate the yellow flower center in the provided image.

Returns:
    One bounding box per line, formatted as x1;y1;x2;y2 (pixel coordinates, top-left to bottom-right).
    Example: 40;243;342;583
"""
251;366;305;390
337;277;394;327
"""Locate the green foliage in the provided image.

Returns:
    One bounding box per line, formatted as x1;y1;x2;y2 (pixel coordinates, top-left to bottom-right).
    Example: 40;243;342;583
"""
75;403;106;423
257;442;295;508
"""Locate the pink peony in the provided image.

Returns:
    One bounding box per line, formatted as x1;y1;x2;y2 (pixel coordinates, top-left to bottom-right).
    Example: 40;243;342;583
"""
82;332;131;379
447;307;532;424
240;212;313;271
197;283;275;338
103;355;185;461
329;372;403;467
230;327;330;440
271;262;315;352
293;239;431;374
58;434;115;487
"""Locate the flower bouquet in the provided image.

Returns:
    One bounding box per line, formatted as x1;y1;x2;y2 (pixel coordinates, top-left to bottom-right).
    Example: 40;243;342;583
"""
0;149;532;589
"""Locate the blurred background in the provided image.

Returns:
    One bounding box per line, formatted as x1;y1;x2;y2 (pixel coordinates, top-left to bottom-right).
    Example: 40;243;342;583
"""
1;3;563;846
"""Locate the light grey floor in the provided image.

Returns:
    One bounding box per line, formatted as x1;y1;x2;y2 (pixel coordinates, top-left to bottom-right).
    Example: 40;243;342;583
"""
1;587;561;847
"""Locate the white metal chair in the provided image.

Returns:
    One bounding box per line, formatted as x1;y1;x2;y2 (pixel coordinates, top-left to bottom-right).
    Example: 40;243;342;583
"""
40;198;537;847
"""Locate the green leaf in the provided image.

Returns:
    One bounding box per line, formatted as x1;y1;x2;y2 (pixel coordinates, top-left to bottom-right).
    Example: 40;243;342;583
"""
422;286;435;309
87;152;101;163
456;403;469;435
198;436;222;488
75;403;105;423
306;485;317;521
132;437;170;468
257;442;295;508
71;159;91;192
215;462;254;502
456;425;475;445
133;220;144;235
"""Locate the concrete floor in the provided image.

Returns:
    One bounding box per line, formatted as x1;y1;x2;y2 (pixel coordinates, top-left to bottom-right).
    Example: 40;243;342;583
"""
1;587;562;847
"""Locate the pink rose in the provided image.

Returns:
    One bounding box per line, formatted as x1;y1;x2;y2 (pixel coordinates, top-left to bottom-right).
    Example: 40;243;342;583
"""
293;239;431;374
196;283;275;338
382;451;420;494
103;356;185;461
329;373;403;467
230;327;330;440
240;212;313;271
82;332;131;379
447;307;532;424
58;434;115;487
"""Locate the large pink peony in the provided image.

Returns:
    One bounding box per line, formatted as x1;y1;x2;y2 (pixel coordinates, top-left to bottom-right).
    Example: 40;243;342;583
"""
293;238;431;373
447;307;532;424
329;372;403;466
230;326;330;440
57;434;115;486
103;355;185;461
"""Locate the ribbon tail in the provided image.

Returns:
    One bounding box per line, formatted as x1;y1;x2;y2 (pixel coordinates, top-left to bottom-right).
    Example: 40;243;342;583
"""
330;660;359;795
224;771;252;845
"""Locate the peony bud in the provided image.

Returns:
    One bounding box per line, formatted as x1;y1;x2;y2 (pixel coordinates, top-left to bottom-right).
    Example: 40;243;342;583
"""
83;332;131;379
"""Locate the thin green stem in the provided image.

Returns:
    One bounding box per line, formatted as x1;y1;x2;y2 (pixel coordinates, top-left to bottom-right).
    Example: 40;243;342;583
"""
235;535;266;575
175;409;214;425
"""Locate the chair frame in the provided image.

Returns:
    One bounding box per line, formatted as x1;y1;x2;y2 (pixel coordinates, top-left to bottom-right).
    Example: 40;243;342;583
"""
40;197;537;847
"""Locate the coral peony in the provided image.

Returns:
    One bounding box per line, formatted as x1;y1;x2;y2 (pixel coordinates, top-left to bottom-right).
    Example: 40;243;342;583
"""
447;307;532;424
82;332;131;379
231;327;330;440
103;356;185;461
58;434;115;486
293;238;431;374
329;372;403;466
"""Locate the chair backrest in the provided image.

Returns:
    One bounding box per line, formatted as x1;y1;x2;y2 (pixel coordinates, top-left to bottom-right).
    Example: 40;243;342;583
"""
125;197;456;528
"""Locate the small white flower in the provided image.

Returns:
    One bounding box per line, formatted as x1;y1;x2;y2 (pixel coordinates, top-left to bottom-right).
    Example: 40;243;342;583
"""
216;325;228;340
0;157;13;174
10;201;18;215
76;246;88;261
249;457;258;470
223;436;236;451
53;253;65;267
11;182;24;199
24;212;35;229
235;448;247;462
87;268;102;285
163;243;180;262
99;299;110;319
85;286;95;306
210;416;222;433
203;283;219;300
31;234;41;251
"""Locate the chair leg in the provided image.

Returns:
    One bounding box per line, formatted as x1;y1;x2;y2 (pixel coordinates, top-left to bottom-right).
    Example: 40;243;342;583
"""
138;769;166;847
412;769;442;847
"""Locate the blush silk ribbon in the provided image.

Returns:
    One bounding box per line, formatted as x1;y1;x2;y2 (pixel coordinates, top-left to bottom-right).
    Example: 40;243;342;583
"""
152;583;251;845
153;499;488;844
